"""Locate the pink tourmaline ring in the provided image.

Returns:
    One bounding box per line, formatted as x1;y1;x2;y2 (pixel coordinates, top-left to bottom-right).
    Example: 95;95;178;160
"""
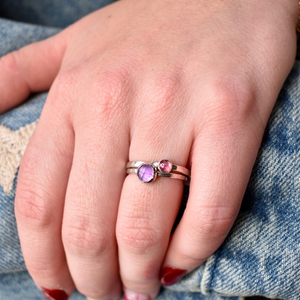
126;160;191;184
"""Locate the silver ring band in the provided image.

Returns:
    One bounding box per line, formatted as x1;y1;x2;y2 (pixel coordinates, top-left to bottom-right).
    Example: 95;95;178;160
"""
126;168;189;181
126;159;191;184
126;161;190;176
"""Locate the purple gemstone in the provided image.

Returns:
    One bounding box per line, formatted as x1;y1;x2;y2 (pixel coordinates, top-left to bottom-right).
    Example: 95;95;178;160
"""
137;164;155;183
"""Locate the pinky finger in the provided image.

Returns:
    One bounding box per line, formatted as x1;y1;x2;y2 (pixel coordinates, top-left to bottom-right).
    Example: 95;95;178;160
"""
0;32;67;113
160;126;261;286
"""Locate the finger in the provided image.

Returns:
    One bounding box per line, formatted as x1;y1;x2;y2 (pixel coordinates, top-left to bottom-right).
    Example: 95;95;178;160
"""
0;32;67;113
116;88;193;299
118;175;184;300
15;91;75;297
160;96;264;286
61;83;130;300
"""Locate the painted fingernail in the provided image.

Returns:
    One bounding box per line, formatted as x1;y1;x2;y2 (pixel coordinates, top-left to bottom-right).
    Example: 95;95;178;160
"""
160;266;187;286
42;287;69;300
124;288;150;300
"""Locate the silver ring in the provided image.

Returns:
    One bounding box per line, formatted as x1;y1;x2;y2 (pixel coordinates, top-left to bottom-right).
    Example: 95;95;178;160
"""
126;159;190;183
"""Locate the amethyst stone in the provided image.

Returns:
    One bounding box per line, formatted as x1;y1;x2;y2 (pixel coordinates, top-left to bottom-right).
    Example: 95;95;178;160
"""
137;164;155;183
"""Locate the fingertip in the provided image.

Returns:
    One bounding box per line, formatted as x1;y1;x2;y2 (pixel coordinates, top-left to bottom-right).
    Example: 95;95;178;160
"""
159;266;187;287
42;287;70;300
124;289;150;300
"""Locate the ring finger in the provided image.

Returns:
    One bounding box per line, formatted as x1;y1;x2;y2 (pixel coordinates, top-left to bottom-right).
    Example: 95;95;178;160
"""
116;94;193;299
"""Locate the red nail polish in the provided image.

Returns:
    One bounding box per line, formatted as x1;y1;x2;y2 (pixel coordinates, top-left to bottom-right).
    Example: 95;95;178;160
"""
160;266;186;286
42;287;69;300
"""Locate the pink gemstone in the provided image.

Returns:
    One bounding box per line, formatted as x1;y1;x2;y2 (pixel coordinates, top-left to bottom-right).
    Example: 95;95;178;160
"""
159;160;172;173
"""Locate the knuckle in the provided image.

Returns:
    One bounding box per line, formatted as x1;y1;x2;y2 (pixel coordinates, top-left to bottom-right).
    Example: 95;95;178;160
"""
203;79;255;128
26;260;62;280
152;72;182;109
143;72;183;120
15;145;67;228
116;216;163;254
91;68;131;120
16;150;52;226
48;71;76;108
134;71;186;145
71;67;132;130
188;205;235;241
15;186;52;228
62;216;112;258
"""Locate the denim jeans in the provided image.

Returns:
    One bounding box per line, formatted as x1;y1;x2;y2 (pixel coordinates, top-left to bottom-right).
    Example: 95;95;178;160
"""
0;1;300;299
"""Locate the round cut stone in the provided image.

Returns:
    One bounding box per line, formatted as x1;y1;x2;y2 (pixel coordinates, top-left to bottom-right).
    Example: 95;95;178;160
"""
137;164;155;183
159;160;172;173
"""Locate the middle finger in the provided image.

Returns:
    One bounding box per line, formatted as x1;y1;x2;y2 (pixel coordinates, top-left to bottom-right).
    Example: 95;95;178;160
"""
61;81;130;299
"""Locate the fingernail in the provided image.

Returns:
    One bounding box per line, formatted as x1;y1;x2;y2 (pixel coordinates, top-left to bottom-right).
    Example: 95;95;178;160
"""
42;287;69;300
124;288;150;300
160;266;186;286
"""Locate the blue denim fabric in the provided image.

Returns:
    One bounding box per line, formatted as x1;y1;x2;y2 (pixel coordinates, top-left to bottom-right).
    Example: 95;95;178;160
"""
0;0;114;28
0;1;299;300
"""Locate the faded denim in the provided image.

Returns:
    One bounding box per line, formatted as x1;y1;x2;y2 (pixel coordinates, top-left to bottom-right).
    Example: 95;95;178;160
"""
0;1;300;299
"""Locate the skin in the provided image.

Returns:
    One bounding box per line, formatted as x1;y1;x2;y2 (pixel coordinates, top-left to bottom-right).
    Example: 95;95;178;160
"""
0;0;298;299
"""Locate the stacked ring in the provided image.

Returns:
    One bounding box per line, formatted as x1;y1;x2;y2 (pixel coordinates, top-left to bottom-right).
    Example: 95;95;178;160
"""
126;159;191;184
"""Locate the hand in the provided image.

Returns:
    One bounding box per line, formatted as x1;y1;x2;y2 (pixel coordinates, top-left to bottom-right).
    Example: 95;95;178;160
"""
0;0;297;299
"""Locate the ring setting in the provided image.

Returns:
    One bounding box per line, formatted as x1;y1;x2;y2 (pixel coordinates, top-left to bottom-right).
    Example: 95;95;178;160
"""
126;159;190;184
158;159;173;174
137;163;157;183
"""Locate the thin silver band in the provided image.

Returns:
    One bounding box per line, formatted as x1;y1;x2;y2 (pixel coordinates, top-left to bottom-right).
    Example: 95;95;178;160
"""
126;168;189;182
126;161;190;177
